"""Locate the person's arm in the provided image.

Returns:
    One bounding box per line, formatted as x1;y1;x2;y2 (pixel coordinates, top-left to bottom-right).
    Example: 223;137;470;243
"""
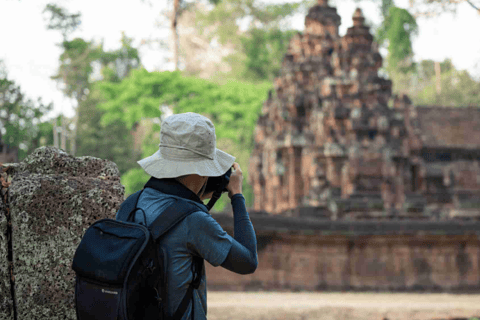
220;163;258;274
220;194;257;274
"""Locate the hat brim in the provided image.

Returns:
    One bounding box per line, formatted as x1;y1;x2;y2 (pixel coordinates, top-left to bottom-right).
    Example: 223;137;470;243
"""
137;148;236;179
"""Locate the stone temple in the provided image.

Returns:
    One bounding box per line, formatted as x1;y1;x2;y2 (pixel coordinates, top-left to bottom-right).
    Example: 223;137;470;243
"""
248;0;480;219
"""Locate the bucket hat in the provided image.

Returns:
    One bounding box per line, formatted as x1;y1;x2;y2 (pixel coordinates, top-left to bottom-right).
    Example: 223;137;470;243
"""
137;112;235;178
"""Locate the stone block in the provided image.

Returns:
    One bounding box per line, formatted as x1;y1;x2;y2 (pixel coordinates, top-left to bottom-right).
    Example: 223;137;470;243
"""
8;147;124;320
0;193;14;320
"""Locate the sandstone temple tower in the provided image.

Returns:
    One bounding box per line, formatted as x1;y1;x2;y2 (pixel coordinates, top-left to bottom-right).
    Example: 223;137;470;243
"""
249;0;480;217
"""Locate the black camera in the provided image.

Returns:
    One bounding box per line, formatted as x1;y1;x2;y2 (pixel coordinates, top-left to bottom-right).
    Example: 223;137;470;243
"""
205;168;232;211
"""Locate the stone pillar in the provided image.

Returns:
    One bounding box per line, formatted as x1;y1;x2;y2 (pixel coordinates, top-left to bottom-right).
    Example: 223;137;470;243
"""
288;147;296;209
53;125;59;149
61;115;67;152
4;147;124;320
293;147;304;207
0;185;14;320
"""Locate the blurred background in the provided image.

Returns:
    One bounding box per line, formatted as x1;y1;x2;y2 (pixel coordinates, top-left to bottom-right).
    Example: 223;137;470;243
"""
1;0;480;318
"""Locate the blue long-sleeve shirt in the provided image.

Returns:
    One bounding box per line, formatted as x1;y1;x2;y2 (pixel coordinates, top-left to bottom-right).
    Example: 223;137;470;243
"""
221;194;258;274
129;178;257;320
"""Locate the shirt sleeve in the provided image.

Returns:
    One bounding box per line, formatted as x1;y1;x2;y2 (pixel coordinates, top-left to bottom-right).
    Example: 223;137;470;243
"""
220;194;258;274
186;211;233;267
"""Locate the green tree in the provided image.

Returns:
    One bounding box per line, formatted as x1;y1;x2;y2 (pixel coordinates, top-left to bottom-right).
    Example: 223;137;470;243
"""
191;0;310;83
96;69;271;210
417;59;454;80
44;3;141;178
44;4;92;156
76;86;139;176
414;59;480;106
380;0;395;19
376;6;418;74
0;61;53;161
51;38;101;101
159;0;222;70
239;28;298;83
43;3;81;41
196;0;309;39
373;2;419;97
97;32;141;82
407;0;480;17
74;33;142;176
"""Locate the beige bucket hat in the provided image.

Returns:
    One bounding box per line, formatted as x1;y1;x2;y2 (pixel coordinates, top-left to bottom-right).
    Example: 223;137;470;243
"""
137;112;235;178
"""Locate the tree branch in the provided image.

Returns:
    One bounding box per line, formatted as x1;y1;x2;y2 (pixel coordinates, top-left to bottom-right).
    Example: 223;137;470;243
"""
465;0;480;13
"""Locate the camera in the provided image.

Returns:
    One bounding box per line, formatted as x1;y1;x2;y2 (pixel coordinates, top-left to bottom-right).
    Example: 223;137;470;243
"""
205;168;232;211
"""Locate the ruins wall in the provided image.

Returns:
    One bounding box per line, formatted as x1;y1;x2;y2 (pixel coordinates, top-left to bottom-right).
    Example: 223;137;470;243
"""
0;190;14;319
0;147;124;320
206;231;480;292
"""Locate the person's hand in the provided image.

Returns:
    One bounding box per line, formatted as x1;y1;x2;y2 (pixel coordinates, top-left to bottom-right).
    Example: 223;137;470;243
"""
226;162;243;199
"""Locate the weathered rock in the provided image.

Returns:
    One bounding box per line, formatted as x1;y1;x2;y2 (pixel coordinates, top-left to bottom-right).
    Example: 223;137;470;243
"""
0;189;14;320
207;233;480;292
207;213;480;292
14;146;120;177
7;147;124;320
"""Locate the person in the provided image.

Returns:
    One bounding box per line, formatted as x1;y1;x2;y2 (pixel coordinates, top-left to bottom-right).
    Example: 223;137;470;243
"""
134;112;258;319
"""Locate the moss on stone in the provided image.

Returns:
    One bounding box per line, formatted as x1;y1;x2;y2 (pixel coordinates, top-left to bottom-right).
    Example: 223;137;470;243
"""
15;146;120;178
9;147;124;319
0;197;14;320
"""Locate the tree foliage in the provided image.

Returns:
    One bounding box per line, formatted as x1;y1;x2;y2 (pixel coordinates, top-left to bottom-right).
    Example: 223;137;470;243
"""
414;59;480;106
51;38;101;100
380;0;395;19
196;0;309;36
376;6;418;74
96;69;271;208
44;1;142;176
387;57;480;106
190;0;309;83
239;28;298;82
160;0;224;70
74;33;142;176
51;31;141;101
406;0;480;17
97;69;270;143
44;3;151;197
373;0;478;108
76;86;139;176
43;3;81;41
0;62;53;161
98;32;141;82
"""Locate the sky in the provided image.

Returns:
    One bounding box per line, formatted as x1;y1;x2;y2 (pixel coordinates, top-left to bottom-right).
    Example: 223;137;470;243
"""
1;0;479;121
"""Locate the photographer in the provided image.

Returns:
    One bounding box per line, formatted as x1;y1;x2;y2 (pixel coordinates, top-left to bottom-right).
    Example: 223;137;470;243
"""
135;112;258;320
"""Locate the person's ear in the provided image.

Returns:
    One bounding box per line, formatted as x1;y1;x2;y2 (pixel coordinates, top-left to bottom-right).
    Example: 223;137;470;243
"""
201;191;214;201
197;176;208;197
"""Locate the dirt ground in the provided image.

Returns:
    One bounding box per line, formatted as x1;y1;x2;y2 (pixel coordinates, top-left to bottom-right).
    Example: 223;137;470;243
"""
207;292;480;320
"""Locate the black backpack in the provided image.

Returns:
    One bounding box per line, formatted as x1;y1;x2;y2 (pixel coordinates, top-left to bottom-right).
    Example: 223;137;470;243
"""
72;186;204;320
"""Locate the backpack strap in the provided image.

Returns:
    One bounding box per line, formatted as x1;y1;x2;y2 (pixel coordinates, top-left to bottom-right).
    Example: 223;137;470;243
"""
147;199;204;320
148;199;201;240
116;190;146;223
172;256;203;320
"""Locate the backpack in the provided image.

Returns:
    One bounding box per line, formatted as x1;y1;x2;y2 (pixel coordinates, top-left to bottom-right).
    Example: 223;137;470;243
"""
72;186;204;320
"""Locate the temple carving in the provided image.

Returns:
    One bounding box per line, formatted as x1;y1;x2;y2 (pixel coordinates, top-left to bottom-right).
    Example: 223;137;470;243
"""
248;0;480;219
